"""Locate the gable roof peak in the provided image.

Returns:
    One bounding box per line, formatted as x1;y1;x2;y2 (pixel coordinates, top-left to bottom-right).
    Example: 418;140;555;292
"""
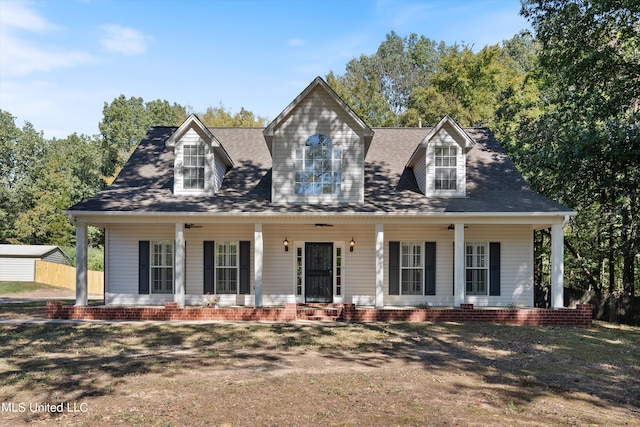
166;114;213;147
406;115;475;167
424;115;475;149
262;77;374;154
166;114;234;167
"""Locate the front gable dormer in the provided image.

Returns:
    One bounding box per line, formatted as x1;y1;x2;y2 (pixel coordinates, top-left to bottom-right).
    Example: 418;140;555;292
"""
264;77;374;204
407;115;474;198
166;114;234;196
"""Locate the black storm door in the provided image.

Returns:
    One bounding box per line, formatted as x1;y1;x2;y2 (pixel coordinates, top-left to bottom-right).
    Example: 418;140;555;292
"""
305;243;333;303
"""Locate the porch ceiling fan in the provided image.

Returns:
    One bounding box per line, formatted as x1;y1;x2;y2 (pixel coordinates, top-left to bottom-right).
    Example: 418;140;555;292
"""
312;223;334;227
185;223;203;229
446;224;469;230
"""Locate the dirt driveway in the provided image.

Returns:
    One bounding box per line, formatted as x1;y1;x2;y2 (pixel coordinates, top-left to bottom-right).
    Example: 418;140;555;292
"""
0;320;638;426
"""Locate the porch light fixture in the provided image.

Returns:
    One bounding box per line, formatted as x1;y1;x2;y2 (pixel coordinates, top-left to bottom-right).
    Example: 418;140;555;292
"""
283;238;289;252
350;238;355;252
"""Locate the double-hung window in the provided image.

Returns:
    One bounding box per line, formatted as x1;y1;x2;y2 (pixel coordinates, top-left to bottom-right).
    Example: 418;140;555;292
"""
434;146;457;190
151;241;173;294
183;144;205;190
295;134;341;195
401;242;423;295
216;241;238;294
466;242;488;295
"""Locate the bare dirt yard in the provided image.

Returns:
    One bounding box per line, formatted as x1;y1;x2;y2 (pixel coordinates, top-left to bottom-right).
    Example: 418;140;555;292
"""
0;303;638;426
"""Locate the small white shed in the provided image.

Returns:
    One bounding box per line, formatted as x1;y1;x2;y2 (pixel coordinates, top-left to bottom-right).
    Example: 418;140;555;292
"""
0;245;71;282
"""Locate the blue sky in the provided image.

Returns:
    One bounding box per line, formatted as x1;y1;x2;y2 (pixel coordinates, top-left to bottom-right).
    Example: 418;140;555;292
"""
0;0;529;139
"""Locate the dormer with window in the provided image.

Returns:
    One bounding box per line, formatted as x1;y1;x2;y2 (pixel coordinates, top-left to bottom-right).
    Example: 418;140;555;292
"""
407;115;474;197
166;114;234;196
264;77;374;204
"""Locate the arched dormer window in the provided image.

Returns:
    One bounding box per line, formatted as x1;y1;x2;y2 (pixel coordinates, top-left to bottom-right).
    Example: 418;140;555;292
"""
294;134;342;195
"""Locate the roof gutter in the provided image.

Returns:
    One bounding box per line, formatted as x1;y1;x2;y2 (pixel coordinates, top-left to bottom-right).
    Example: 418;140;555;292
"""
63;209;577;220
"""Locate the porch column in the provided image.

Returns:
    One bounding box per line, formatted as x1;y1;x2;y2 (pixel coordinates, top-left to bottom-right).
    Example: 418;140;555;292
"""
375;224;384;308
454;223;465;307
551;223;565;308
254;223;263;307
75;221;88;307
174;223;185;307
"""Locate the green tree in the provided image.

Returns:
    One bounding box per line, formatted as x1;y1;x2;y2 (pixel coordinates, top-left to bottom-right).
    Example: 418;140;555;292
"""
402;43;520;128
12;133;104;245
520;0;640;296
99;96;186;179
199;104;267;127
326;69;395;127
0;111;48;242
326;31;446;126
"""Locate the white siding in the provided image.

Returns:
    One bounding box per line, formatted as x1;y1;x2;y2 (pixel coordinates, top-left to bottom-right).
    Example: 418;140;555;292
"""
105;222;534;307
413;151;427;195
173;128;216;196
106;224;175;305
271;87;365;204
425;125;466;197
106;223;255;305
213;153;227;193
384;225;534;307
0;258;36;281
463;225;534;307
183;224;254;299
261;224;375;304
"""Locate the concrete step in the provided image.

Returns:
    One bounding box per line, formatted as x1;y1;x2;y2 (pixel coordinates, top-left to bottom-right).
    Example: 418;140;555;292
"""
296;307;342;321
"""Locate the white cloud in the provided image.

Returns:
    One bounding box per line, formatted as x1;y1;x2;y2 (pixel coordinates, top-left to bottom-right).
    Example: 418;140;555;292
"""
0;2;94;77
0;1;57;32
0;33;94;77
99;24;152;55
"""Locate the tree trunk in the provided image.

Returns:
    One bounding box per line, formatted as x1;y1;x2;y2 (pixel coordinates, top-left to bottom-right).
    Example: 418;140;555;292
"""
608;230;615;294
564;239;599;291
621;188;637;297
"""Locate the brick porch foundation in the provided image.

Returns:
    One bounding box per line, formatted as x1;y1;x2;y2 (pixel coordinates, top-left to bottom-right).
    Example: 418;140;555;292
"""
46;302;593;326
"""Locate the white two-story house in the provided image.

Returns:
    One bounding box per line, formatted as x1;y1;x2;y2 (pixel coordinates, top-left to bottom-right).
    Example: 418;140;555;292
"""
66;77;575;309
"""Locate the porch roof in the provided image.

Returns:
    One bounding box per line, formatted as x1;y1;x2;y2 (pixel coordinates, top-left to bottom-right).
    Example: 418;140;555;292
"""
67;126;573;217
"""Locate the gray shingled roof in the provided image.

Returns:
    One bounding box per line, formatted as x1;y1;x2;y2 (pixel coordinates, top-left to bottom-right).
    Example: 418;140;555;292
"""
67;126;571;215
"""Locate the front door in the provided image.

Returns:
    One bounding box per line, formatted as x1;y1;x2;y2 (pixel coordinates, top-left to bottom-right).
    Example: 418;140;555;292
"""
305;242;333;303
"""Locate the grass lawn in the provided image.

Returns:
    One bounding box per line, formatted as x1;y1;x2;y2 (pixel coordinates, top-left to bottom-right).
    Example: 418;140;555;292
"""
0;281;62;294
0;306;638;426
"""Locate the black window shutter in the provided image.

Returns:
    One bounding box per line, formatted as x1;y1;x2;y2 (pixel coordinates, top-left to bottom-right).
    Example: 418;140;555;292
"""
389;241;400;295
425;242;436;295
489;242;501;296
138;241;150;294
239;241;250;295
203;241;215;294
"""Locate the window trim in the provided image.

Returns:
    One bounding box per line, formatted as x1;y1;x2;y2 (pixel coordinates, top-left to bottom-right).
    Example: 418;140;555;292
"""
294;134;342;195
150;240;174;294
465;242;488;296
216;241;239;294
426;140;466;198
400;241;424;295
434;145;457;191
183;144;205;190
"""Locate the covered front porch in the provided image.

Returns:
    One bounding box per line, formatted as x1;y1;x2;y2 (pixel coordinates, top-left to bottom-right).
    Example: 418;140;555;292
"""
70;215;570;310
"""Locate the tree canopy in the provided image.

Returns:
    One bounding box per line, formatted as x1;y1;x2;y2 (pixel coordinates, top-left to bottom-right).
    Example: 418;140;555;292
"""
518;0;640;297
